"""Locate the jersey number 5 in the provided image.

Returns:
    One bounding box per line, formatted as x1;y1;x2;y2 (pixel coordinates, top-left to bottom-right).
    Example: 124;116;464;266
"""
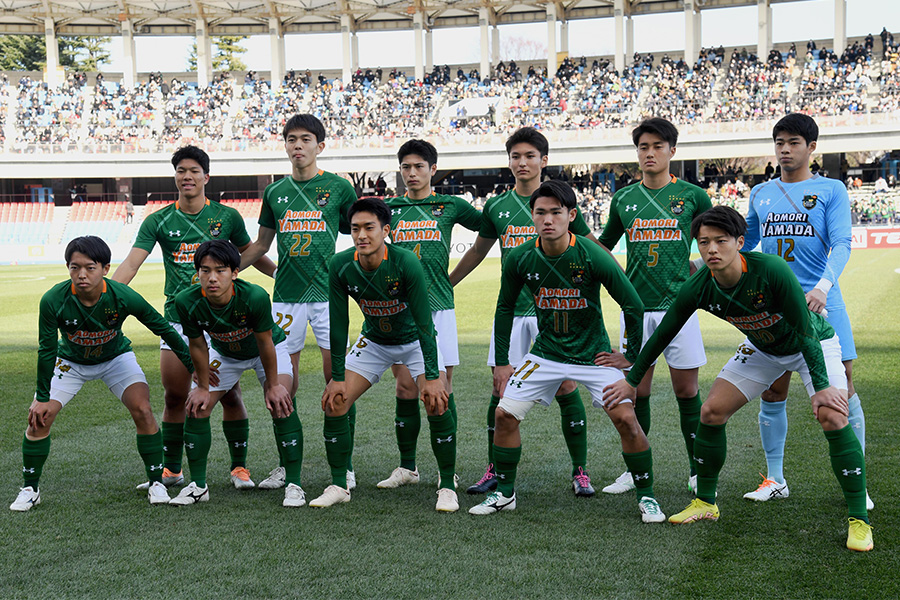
647;243;659;268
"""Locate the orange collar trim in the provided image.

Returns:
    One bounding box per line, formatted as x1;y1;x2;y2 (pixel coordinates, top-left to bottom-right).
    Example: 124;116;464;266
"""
71;279;107;295
200;283;235;298
535;233;576;248
709;254;748;280
640;174;677;188
354;246;389;262
403;191;437;199
175;198;210;211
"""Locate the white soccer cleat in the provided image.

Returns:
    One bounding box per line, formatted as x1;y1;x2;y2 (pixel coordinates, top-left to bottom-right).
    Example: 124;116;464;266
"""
638;496;666;523
436;488;459;513
283;483;306;508
743;476;789;502
147;481;171;505
688;474;698;494
309;485;351;508
346;470;357;491
602;471;635;494
258;466;286;490
10;486;41;512
438;473;460;490
169;482;210;505
866;491;874;511
377;467;420;489
230;466;255;490
468;491;516;515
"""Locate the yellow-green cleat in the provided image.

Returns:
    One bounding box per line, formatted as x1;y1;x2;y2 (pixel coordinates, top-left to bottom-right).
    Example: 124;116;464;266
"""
668;498;719;524
846;518;873;552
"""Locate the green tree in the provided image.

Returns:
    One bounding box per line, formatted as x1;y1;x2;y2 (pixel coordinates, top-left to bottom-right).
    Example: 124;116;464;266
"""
0;34;110;71
187;35;248;72
60;36;112;71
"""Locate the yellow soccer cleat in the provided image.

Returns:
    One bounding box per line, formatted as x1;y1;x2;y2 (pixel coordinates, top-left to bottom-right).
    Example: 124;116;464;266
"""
846;518;873;552
668;498;720;524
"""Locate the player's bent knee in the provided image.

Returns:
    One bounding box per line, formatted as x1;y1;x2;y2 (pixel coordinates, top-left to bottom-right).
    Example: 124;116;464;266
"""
761;389;787;404
699;402;730;426
219;386;244;407
557;380;578;395
817;406;849;431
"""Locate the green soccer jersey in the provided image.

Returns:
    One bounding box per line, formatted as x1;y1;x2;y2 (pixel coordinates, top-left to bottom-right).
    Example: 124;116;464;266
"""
494;234;644;366
328;245;439;382
599;177;712;311
133;199;251;321
387;192;482;311
626;252;835;391
36;278;193;402
174;279;286;361
480;188;593;316
258;170;357;303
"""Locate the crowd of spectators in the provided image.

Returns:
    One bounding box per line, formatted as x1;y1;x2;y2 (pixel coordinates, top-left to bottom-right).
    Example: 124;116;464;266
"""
712;48;792;121
797;41;873;115
877;37;900;113
640;47;722;123
850;179;899;224
14;74;87;149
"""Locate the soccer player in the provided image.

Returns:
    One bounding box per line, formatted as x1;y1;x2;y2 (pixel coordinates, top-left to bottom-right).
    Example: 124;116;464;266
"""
239;114;359;491
310;197;457;512
450;127;599;497
602;206;873;552
377;139;481;489
469;180;664;522
114;145;273;491
742;114;871;510
10;236;194;511
170;240;302;507
596;118;711;496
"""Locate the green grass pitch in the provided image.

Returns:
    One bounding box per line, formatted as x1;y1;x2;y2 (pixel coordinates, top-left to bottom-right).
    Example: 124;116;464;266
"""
0;251;897;599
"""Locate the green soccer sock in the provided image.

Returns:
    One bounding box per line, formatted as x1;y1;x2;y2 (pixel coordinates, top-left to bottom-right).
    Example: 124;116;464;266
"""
622;448;655;499
486;394;501;466
694;422;727;504
183;416;212;488
493;444;522;497
634;395;651;436
136;431;164;483
556;389;587;474
222;418;250;471
395;397;421;471
448;392;457;428
161;421;184;472
428;410;456;490
825;425;868;521
22;434;51;490
274;412;303;487
323;414;351;489
676;394;702;476
347;403;356;473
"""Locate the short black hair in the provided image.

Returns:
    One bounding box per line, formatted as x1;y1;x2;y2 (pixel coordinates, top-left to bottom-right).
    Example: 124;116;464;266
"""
348;197;392;228
194;240;241;271
171;145;210;174
530;180;577;211
505;127;549;157
691;205;747;240
632;117;679;147
772;113;818;144
283;113;326;143
65;236;111;265
398;139;438;166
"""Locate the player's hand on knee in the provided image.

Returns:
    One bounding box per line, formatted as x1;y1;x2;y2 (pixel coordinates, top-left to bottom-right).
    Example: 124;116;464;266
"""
264;383;292;418
602;379;636;410
322;380;346;413
594;349;632;370
492;364;515;397
805;289;827;314
811;386;848;420
28;400;54;430
420;378;447;414
186;388;210;418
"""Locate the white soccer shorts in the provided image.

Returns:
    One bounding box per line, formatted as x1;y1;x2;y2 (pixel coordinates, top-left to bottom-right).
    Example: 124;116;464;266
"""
46;351;147;406
487;315;539;368
718;335;847;401
208;341;293;392
272;301;331;354
619;310;707;370
159;321;211;352
394;309;459;369
345;335;446;385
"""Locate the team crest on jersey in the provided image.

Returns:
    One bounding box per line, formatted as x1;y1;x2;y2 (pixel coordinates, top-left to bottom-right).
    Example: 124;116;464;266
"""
750;292;767;311
209;221;222;238
236;313;248;327
571;268;586;285
802;194;818;209
387;280;401;297
670;199;686;215
316;192;330;207
431;204;444;217
106;311;120;327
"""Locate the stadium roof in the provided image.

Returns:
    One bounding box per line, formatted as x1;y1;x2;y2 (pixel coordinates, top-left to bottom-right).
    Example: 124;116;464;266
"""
0;0;804;36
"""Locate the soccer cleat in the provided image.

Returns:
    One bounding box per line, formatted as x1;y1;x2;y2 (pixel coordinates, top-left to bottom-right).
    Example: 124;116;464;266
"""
668;498;719;524
438;473;460;490
688;474;698;494
638;496;666;523
147;481;171;505
572;467;595;497
377;467;420;489
866;491;874;511
309;485;351;508
468;491;516;515
169;482;210;505
258;466;286;490
346;470;357;491
466;464;498;494
602;470;635;494
230;466;255;490
435;488;459;513
846;518;874;552
162;468;184;487
743;475;789;502
283;483;306;508
10;486;41;512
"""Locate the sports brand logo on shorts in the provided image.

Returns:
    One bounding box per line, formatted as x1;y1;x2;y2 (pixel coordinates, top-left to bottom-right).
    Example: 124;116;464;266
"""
802;194;818;210
571;268;586;285
431;204;444;217
387;280;401;297
750;292;767;311
209;221;222;238
316;192;330;207
670;199;686;215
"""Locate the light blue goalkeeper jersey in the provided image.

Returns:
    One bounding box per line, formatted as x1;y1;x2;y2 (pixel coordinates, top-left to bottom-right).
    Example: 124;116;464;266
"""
743;174;851;310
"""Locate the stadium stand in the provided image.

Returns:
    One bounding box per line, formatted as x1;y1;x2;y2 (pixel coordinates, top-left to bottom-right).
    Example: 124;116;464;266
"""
0;201;54;245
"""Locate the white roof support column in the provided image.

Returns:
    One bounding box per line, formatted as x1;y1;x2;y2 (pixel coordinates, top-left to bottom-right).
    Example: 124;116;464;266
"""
546;2;557;77
560;19;568;54
684;1;698;66
614;0;625;74
479;7;490;80
413;10;425;81
491;25;500;65
834;0;847;54
625;14;634;58
121;19;137;88
341;14;352;83
195;18;212;87
351;32;360;70
44;17;61;86
757;0;771;61
425;28;433;73
269;17;285;89
694;8;702;58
